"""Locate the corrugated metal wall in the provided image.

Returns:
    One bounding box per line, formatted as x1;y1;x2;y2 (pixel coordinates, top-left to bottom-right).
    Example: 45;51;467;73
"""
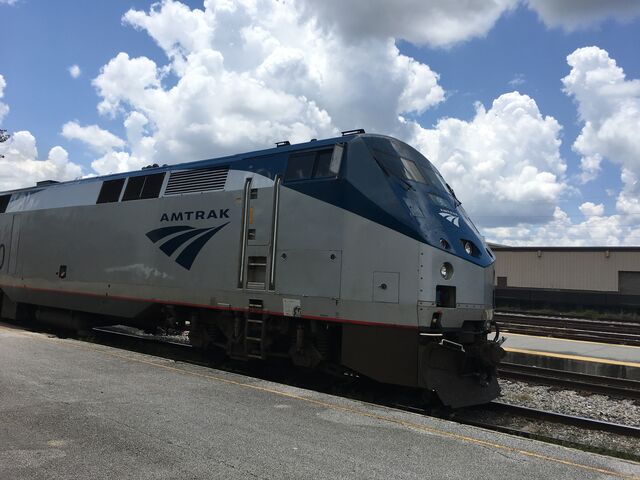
493;250;640;292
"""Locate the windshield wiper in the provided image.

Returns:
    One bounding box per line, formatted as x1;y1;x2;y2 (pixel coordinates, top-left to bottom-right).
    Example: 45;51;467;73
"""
373;156;391;177
373;157;415;191
446;183;461;206
396;175;415;191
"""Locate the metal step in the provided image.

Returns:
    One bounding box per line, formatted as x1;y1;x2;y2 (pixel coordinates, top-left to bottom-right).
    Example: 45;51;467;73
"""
245;300;266;359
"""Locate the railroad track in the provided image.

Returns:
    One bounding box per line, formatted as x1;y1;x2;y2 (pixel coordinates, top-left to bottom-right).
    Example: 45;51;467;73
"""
483;402;640;438
495;312;640;346
453;401;640;462
88;324;640;462
498;362;640;399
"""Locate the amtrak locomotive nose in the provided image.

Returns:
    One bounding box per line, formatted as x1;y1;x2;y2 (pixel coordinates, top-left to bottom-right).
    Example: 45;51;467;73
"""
313;134;504;406
0;130;503;408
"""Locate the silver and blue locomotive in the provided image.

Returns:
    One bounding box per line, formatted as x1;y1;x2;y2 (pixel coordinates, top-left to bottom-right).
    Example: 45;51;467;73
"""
0;131;504;407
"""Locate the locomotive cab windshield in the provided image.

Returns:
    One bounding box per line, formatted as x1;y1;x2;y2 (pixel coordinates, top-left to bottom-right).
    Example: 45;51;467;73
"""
365;136;452;198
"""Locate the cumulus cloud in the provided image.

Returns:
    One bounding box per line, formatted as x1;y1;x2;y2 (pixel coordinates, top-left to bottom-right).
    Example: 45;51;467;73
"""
491;46;640;248
484;206;629;246
68;64;81;79
60;120;143;175
579;201;604;217
61;121;125;153
0;131;83;190
299;0;518;48
93;52;161;118
0;0;18;5
0;74;9;125
91;150;144;176
526;0;640;30
483;46;640;247
562;47;640;214
409;91;566;226
304;1;639;46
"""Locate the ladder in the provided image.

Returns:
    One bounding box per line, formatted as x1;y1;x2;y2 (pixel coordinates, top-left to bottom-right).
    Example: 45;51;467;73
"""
245;299;266;359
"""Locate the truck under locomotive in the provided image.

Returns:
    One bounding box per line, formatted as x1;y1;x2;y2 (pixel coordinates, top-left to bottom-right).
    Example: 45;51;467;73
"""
0;131;504;408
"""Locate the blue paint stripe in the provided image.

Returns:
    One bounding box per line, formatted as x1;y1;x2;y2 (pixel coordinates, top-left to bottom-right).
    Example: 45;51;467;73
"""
159;227;213;257
175;222;230;270
146;225;194;243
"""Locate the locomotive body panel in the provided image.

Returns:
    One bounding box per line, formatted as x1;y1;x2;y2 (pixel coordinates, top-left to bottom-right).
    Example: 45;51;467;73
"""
0;182;423;327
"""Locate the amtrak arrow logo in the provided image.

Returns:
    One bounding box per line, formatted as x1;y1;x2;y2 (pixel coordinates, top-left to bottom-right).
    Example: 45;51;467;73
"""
438;211;460;227
146;222;230;270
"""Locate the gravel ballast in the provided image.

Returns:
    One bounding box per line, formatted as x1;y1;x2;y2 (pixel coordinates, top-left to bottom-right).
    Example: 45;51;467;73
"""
489;378;640;460
499;378;640;427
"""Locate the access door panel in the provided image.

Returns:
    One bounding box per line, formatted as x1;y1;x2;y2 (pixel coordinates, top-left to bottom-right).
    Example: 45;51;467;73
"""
276;249;342;298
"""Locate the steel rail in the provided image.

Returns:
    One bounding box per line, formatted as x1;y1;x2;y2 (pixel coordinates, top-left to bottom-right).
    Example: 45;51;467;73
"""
484;401;640;438
498;362;640;399
453;402;640;462
495;312;640;346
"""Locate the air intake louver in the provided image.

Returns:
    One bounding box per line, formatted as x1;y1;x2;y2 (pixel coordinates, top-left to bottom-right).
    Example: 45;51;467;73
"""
163;166;229;196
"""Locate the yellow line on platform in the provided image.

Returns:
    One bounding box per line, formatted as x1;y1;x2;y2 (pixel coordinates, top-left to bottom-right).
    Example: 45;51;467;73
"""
505;347;640;368
1;325;638;479
504;332;640;349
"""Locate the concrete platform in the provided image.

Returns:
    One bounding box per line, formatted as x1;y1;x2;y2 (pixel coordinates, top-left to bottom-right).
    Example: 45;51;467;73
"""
503;333;640;380
1;324;638;480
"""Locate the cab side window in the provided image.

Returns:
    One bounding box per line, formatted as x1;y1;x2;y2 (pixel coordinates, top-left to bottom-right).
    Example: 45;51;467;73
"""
285;146;343;182
285;152;315;181
313;150;334;178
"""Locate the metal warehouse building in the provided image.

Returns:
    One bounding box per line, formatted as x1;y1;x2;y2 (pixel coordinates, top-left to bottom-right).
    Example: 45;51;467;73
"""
489;245;640;311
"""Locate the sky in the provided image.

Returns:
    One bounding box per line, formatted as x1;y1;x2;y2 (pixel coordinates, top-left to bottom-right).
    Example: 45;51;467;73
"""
1;0;640;246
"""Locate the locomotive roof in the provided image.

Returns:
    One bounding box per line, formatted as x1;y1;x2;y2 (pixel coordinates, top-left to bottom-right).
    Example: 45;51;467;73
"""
0;132;378;196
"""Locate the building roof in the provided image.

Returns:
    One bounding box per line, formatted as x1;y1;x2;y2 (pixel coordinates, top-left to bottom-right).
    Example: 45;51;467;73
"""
488;243;640;252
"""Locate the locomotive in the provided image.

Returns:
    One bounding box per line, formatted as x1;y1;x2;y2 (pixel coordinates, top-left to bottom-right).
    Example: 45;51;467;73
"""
0;130;504;408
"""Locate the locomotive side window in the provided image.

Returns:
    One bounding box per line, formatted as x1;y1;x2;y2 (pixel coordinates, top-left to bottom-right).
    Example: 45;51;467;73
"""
122;173;166;201
285;152;315;181
140;173;165;199
313;147;342;178
0;194;11;213
285;147;342;182
329;144;344;175
96;179;125;204
122;176;146;201
313;150;333;178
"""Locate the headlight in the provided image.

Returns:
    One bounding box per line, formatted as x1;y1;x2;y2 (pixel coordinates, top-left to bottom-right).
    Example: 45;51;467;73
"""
464;241;473;255
440;262;453;279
